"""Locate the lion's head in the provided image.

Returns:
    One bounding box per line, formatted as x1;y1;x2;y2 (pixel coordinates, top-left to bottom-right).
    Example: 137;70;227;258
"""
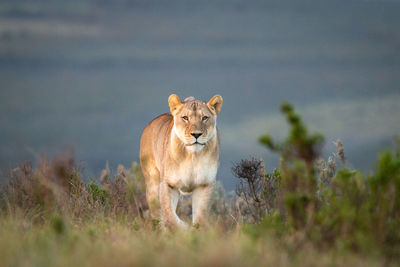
168;94;223;152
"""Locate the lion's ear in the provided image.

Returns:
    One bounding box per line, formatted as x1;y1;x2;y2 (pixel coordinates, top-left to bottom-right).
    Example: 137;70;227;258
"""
168;94;182;114
207;95;223;114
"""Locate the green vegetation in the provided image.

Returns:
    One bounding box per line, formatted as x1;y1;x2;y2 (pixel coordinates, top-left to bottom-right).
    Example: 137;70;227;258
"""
255;103;400;260
1;103;399;266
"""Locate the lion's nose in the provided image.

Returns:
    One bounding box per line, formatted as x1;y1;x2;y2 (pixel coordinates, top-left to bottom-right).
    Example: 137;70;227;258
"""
191;133;202;139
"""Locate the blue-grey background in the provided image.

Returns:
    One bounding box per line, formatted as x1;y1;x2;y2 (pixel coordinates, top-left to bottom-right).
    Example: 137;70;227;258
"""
1;0;400;189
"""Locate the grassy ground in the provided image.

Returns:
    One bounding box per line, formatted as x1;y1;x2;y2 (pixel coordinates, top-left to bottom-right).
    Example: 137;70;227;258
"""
0;213;387;267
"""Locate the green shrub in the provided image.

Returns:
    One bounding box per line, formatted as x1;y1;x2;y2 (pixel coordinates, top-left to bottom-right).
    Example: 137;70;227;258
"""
253;102;400;260
86;181;109;205
259;102;323;232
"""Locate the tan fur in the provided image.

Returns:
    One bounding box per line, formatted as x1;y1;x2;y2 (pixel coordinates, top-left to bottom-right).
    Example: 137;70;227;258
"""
140;94;223;229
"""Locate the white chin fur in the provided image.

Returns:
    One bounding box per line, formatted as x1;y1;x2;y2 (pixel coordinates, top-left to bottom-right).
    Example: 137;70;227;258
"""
186;144;205;152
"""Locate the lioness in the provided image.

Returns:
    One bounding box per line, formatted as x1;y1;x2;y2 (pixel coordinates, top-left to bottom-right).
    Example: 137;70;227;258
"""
140;94;223;229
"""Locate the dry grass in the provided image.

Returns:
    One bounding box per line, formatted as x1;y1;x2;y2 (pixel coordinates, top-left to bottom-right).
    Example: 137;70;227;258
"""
0;212;388;267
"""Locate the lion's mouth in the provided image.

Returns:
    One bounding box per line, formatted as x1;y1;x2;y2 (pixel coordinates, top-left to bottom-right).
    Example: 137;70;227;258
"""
186;141;205;146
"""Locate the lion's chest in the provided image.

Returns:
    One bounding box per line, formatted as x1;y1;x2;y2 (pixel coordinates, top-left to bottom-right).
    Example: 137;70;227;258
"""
166;156;218;192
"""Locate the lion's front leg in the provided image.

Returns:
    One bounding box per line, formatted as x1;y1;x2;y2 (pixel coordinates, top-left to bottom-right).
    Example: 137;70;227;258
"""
159;180;188;230
192;183;214;227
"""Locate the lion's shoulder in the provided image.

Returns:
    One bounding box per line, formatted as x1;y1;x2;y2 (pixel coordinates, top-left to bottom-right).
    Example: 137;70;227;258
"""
147;113;172;126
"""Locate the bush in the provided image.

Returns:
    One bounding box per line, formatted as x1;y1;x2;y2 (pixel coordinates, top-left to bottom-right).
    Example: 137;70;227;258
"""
0;152;89;220
250;102;400;260
233;157;280;223
0;152;148;223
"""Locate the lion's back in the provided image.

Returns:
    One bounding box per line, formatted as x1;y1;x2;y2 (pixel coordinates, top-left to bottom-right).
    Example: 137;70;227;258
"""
140;113;173;177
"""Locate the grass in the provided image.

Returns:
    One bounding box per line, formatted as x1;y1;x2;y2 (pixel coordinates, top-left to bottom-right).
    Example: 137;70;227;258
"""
0;213;387;267
1;103;399;266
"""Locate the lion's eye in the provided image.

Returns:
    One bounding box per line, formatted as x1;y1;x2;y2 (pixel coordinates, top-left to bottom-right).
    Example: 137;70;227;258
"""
202;116;209;121
182;116;189;121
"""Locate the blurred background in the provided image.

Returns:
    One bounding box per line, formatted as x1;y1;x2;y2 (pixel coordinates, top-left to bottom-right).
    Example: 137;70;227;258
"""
1;0;399;189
